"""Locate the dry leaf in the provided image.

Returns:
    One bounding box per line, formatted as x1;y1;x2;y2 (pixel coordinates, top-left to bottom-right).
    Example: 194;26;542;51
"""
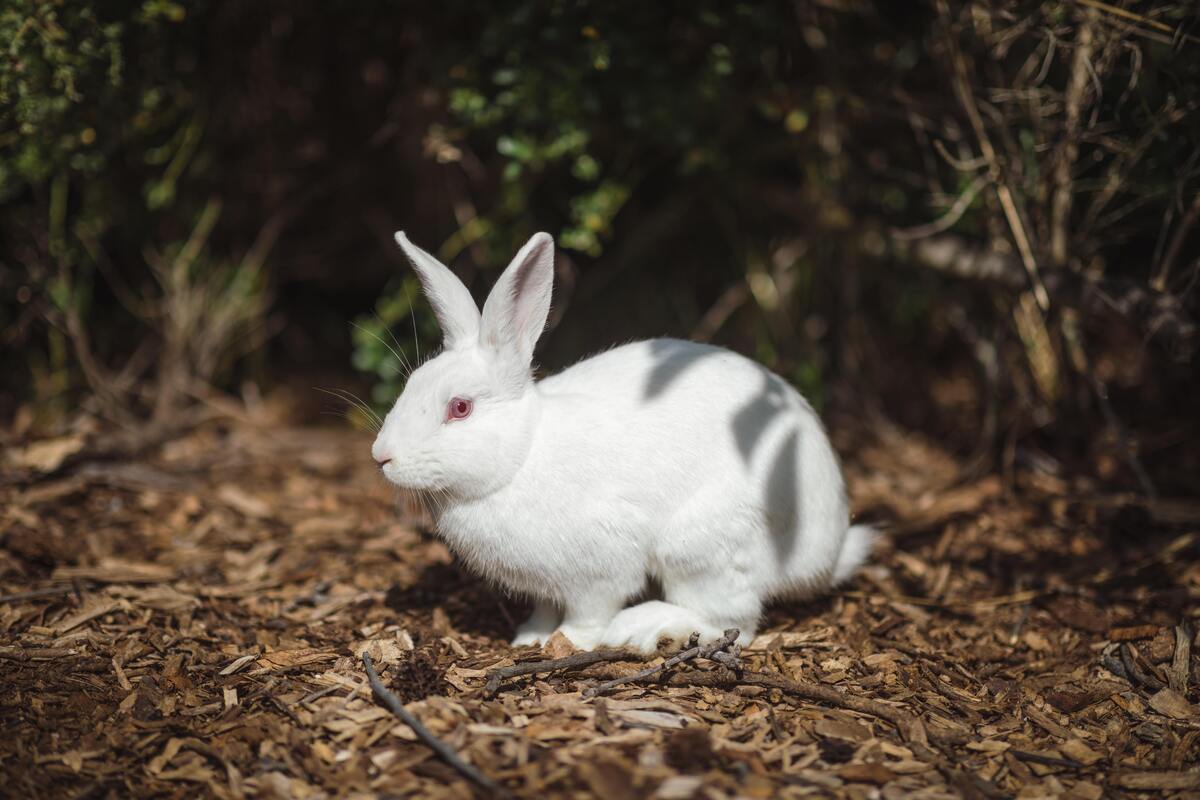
542;630;577;659
1148;687;1197;720
838;763;897;785
53;558;175;584
654;775;705;799
255;648;337;671
352;635;413;668
53;598;121;634
1110;771;1200;791
7;435;86;472
218;485;272;518
1058;739;1102;766
815;719;873;743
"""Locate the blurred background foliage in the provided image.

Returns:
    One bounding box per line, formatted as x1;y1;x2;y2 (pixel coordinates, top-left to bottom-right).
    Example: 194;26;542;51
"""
2;0;1198;494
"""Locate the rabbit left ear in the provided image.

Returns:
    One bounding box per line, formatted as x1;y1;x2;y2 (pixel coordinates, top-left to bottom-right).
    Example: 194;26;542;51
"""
481;233;555;363
394;231;481;350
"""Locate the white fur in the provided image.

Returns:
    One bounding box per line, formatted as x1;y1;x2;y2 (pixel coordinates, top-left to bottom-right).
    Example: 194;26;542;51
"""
374;231;874;653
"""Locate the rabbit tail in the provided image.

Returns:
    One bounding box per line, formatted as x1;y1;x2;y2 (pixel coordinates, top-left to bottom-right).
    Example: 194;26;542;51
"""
832;524;876;585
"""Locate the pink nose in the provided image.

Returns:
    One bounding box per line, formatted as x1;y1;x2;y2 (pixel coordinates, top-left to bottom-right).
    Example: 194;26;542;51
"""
376;457;392;468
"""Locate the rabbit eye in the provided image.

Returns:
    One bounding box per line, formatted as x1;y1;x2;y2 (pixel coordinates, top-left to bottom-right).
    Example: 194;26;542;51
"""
446;397;473;421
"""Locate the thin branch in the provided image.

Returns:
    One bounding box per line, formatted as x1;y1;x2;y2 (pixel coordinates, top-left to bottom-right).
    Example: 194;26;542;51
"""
939;0;1051;312
1011;749;1085;771
362;652;512;799
657;668;966;746
1119;642;1165;690
583;629;742;698
484;648;637;695
1074;0;1200;46
1050;8;1098;268
0;646;81;660
901;234;1026;287
691;282;750;342
1080;101;1193;237
1153;192;1200;292
891;174;989;241
0;585;82;604
490;637;966;747
933;139;988;173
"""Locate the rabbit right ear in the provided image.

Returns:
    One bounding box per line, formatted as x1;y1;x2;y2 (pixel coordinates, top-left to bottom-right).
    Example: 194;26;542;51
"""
394;232;480;349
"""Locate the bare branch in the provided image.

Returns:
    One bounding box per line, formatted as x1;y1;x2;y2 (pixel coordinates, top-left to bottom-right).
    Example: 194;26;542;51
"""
1153;192;1200;292
363;652;513;799
583;629;742;698
938;0;1052;312
902;235;1026;287
891;174;990;241
1074;0;1200;46
483;648;637;695
657;669;960;746
1050;8;1098;268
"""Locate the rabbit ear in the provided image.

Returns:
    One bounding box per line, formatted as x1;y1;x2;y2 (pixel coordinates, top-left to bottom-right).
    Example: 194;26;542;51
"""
480;232;555;363
394;232;480;349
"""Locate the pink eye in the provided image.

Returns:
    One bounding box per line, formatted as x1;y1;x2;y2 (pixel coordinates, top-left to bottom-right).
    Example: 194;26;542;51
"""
446;397;473;421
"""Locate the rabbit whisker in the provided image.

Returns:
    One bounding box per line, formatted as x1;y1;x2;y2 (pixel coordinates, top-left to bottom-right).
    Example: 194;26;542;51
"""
335;388;383;429
404;281;422;365
353;321;411;377
315;387;383;432
374;311;413;377
318;408;379;434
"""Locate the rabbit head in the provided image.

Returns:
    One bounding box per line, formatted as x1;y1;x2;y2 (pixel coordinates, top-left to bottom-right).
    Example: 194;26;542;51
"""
371;232;555;498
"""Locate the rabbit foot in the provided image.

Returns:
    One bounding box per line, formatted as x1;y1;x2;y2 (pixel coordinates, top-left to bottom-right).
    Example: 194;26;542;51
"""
600;601;728;655
511;601;560;647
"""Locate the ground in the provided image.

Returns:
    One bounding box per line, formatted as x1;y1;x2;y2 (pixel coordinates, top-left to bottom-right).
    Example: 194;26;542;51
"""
1;406;1198;799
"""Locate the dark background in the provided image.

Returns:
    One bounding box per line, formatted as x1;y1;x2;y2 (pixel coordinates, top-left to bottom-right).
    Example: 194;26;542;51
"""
3;0;1198;495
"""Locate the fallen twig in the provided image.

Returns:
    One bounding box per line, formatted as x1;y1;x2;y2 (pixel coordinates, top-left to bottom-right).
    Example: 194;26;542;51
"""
0;646;80;660
583;629;741;698
1120;642;1165;691
1011;749;1085;771
490;632;964;747
0;585;82;604
1102;651;1130;683
484;648;637;695
1102;642;1167;692
659;668;971;747
362;652;512;799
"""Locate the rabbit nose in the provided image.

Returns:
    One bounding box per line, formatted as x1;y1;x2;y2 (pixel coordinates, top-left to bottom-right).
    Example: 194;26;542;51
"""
376;456;392;468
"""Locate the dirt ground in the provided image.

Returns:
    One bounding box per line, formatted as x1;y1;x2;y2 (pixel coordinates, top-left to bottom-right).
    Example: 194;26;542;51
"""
1;405;1198;799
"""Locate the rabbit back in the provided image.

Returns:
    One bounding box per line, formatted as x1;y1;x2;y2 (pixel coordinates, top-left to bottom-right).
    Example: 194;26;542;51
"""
437;338;859;604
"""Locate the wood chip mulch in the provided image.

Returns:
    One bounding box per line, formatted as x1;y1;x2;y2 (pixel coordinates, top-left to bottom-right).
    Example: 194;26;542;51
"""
1;418;1198;798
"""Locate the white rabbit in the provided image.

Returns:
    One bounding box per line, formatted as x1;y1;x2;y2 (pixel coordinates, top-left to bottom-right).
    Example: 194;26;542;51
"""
372;231;874;653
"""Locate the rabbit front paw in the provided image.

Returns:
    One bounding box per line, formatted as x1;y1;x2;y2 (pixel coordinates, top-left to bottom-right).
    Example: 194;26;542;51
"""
511;601;560;647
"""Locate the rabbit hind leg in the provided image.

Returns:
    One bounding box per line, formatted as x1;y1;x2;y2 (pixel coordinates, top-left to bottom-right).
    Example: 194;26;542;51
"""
600;565;761;655
629;495;764;652
599;600;727;654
